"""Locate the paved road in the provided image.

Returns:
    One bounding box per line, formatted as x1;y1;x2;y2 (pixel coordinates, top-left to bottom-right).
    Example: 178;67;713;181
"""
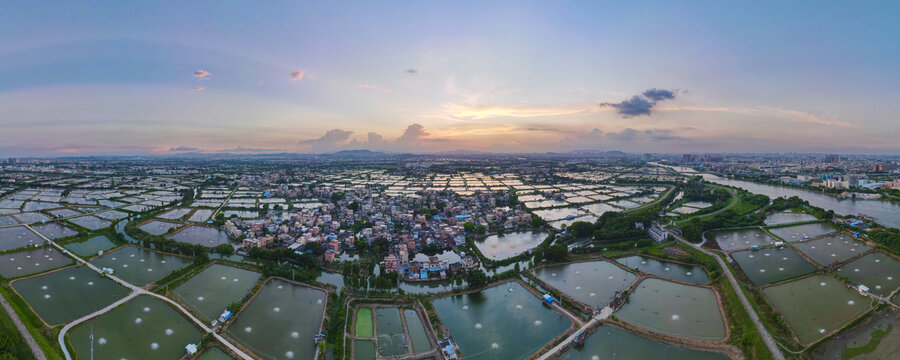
536;307;613;360
672;233;785;360
24;224;256;360
0;290;47;360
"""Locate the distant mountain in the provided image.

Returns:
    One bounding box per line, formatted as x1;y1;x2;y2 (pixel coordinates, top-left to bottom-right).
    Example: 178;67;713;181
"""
325;149;388;158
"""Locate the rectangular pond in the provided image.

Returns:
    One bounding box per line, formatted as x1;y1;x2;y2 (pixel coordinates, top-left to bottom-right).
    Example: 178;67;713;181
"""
64;235;118;258
90;246;192;286
713;228;777;251
167;226;231;247
767;222;835;242
227;279;326;360
68;295;201;360
731;247;817;285
532;260;637;307
474;231;547;260
355;307;373;337
68;215;111;230
189;209;214;222
404;309;432;354
198;347;234;360
614;256;709;284
0;226;43;251
32;223;78;239
793;234;872;266
354;340;376;360
560;325;729;360
837;252;900;297
172;264;260;321
0;247;72;278
138;220;179;236
616;278;726;340
763;274;870;345
432;282;571;360
375;307;408;356
764;212;817;226
12;265;130;325
13;212;50;224
158;208;193;220
96;210;129;221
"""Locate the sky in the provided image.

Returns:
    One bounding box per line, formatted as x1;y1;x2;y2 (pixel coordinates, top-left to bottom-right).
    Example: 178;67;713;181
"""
1;1;899;156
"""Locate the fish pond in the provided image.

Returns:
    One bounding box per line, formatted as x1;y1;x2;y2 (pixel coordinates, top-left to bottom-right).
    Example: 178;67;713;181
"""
355;307;373;337
0;247;72;278
64;235;118;258
475;231;547;260
793;234;872;266
69;295;201;360
432;282;571;359
375;307;408;356
762;274;870;345
532;260;636;307
837;252;900;297
713;228;777;251
731;247;816;285
172;264;260;321
404;309;432;354
13;265;130;325
560;325;729;360
227;279;326;360
765;212;817;226
31;223;78;239
0;226;43;251
158;208;193;220
354;340;376;360
615;256;709;284
139;220;179;236
90;246;192;286
68;215;111;230
167;226;231;247
198;347;234;360
768;222;835;242
616;278;726;340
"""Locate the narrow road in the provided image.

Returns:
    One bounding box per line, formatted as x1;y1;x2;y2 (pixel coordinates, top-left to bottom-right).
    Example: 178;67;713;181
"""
0;291;46;360
24;224;255;360
671;233;785;360
211;186;239;219
536;307;613;360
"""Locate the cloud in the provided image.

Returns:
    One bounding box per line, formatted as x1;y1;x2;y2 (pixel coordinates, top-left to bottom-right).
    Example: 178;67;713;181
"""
405;69;418;75
217;145;280;153
193;70;211;80
358;83;389;92
169;146;201;152
291;70;305;81
298;128;355;152
600;88;679;117
396;123;430;145
193;86;205;91
642;88;676;101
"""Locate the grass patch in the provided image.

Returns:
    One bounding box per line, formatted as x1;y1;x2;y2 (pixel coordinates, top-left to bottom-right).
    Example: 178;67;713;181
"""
0;296;36;360
841;325;891;359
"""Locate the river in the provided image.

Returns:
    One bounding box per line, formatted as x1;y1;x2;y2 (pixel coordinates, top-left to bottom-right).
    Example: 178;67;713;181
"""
654;163;900;228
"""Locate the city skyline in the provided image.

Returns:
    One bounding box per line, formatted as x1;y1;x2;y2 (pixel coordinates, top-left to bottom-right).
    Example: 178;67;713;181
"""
2;1;899;156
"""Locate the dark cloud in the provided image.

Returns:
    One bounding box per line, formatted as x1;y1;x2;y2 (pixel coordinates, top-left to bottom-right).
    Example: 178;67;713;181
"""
405;69;418;75
600;88;679;117
169;146;200;152
642;88;676;101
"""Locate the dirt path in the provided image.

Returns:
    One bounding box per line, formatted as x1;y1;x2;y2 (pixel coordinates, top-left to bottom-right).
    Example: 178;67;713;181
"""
0;292;46;360
672;232;786;360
